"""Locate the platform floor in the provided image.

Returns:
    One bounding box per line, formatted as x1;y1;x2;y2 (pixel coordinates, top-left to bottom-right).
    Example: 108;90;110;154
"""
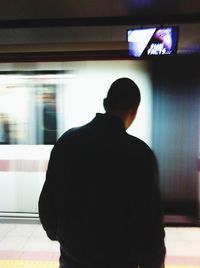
0;223;199;267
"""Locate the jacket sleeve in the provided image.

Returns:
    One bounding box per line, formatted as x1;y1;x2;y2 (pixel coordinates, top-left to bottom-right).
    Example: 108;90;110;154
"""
134;149;166;268
38;144;60;241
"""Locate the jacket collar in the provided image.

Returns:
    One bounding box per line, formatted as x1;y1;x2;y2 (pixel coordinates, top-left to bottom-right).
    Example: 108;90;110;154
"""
94;113;125;132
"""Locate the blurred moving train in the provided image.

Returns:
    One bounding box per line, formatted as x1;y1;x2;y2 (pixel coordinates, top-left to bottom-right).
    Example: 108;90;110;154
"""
0;58;199;225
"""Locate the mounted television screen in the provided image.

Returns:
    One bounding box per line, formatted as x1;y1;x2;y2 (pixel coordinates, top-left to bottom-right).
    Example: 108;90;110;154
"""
127;27;179;58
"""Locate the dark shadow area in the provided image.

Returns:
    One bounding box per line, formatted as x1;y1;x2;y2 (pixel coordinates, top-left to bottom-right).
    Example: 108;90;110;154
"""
151;56;200;226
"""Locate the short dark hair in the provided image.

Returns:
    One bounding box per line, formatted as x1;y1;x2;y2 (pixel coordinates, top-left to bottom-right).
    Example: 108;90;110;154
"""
104;78;141;112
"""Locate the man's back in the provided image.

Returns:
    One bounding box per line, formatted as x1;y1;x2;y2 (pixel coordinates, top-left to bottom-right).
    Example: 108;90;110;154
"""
39;113;166;268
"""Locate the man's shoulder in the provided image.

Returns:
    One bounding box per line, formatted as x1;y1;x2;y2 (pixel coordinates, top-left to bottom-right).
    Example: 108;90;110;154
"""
57;126;81;142
56;122;92;144
125;132;153;155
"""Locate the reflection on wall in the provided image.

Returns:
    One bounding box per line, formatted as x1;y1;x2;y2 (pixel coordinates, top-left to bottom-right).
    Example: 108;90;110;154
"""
35;85;57;144
0;61;152;146
64;60;152;146
0;71;72;144
0;113;11;144
0;60;152;215
152;58;199;217
0;58;199;222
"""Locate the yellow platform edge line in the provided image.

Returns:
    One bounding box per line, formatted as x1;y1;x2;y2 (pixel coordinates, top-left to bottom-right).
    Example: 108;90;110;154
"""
0;261;199;268
0;260;58;268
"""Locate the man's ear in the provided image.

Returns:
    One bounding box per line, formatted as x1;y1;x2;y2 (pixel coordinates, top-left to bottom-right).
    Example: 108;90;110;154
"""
130;106;138;117
129;106;138;124
124;107;138;129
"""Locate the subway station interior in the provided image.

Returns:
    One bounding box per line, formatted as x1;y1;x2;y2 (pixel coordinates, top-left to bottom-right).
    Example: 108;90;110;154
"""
0;0;200;267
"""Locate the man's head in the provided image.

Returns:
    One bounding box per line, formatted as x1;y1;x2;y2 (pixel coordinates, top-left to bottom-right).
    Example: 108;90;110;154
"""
103;78;141;129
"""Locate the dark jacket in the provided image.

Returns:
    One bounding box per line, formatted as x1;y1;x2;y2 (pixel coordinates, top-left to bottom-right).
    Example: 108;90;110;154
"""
39;113;166;268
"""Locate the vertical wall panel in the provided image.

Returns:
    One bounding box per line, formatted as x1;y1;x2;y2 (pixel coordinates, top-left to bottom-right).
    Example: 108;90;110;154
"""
152;58;199;216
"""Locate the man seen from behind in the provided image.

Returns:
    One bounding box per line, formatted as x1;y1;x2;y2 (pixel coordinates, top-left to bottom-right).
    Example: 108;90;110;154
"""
39;77;166;268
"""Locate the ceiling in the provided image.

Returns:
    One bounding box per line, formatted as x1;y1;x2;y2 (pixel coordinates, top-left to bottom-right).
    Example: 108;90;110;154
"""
0;0;199;21
0;0;199;56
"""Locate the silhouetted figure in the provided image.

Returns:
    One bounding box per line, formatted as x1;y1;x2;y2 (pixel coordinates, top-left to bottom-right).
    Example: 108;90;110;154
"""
39;78;166;268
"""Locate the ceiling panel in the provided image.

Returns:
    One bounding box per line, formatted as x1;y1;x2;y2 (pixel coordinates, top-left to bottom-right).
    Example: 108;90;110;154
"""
0;0;199;20
0;0;199;56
